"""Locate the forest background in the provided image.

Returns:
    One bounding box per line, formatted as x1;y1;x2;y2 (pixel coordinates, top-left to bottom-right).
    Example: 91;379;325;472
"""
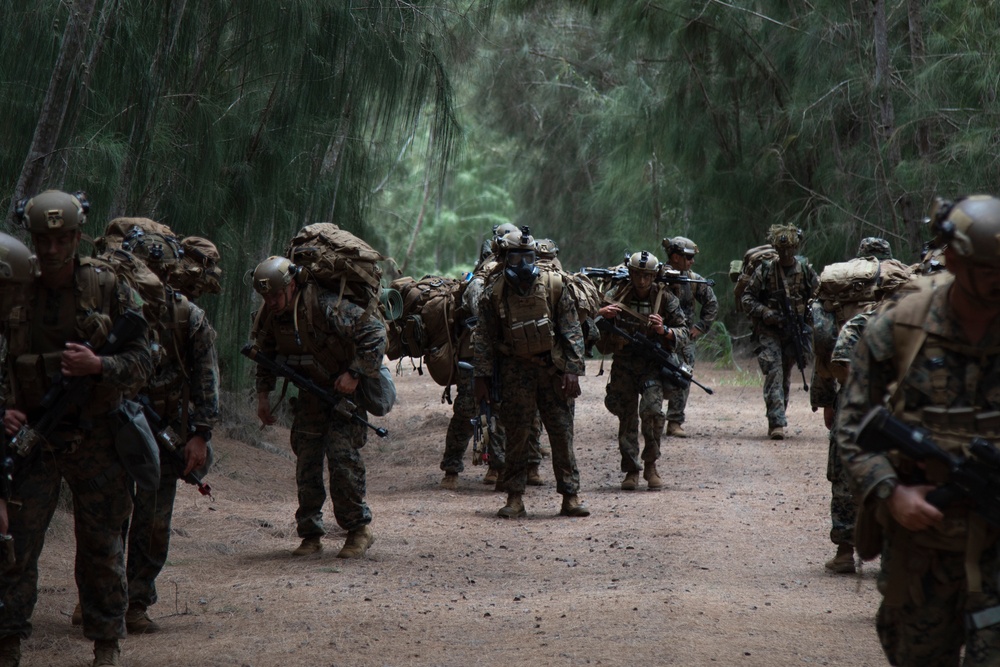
1;0;997;393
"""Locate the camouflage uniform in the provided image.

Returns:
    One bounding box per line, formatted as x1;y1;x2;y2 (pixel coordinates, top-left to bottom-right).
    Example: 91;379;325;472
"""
741;257;819;431
473;271;585;498
254;284;385;538
835;277;1000;665
126;292;219;614
602;283;688;474
0;260;152;642
809;303;857;551
663;273;718;425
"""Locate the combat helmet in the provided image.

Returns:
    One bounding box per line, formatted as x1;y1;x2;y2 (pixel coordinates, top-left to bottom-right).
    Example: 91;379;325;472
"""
0;233;39;284
16;190;88;233
664;236;698;259
252;256;298;295
626;251;660;274
856;237;892;260
927;195;1000;267
497;226;539;294
767;224;802;249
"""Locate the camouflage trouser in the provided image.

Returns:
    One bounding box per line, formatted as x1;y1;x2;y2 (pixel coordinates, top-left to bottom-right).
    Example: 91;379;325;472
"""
125;441;199;611
0;421;132;641
826;429;856;546
664;342;695;424
755;332;808;428
604;354;665;473
876;538;1000;666
497;356;580;496
290;392;372;537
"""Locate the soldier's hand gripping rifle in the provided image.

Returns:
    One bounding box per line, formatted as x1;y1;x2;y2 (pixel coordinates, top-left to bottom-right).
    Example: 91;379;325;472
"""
856;407;1000;527
773;265;811;392
7;309;148;463
135;395;213;498
240;344;388;438
594;317;714;394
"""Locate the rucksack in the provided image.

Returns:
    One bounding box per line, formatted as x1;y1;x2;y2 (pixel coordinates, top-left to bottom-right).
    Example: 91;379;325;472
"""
169;236;223;298
285;223;387;318
386;275;464;387
98;247;169;365
96;217;178;254
815;258;913;329
732;244;778;312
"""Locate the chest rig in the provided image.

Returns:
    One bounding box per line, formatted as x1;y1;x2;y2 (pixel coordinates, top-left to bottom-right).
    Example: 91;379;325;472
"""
491;273;558;359
764;261;809;317
5;258;121;415
258;281;353;385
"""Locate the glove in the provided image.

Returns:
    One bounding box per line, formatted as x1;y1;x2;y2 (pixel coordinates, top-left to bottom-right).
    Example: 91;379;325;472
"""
762;309;784;326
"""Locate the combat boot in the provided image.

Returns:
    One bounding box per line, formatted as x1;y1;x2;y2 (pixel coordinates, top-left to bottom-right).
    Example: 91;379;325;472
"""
125;605;159;634
92;638;121;667
621;471;639;491
337;526;374;559
768;426;785;440
559;494;590;517
72;601;83;626
0;635;20;667
825;543;856;574
482;468;499;485
497;493;526;519
666;421;687;438
291;536;322;557
526;464;544;486
643;463;663;490
440;472;458;490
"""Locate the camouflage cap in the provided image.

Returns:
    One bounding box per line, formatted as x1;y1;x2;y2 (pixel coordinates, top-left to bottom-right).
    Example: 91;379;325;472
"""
856;237;892;260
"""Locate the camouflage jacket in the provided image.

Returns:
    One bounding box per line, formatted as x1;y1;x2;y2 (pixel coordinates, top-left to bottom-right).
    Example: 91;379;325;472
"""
741;257;819;336
834;282;1000;502
147;291;220;434
809;302;840;410
254;286;387;394
473;271;586;377
669;270;719;335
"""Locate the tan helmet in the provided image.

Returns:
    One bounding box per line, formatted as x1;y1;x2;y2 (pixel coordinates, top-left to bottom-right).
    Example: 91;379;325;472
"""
928;195;1000;266
252;256;297;294
626;251;660;273
17;190;88;233
497;226;536;253
493;222;518;239
664;236;698;258
0;232;39;283
767;224;802;249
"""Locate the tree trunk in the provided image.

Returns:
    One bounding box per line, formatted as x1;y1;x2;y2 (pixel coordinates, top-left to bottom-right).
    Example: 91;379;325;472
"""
13;0;99;207
400;124;436;275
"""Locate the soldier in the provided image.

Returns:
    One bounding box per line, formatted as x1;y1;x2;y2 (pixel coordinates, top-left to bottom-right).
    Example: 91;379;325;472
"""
473;226;589;518
0;190;153;667
740;224;819;439
836;195;1000;665
661;236;718;437
598;251;688;490
856;236;893;260
251;255;382;558
116;227;220;634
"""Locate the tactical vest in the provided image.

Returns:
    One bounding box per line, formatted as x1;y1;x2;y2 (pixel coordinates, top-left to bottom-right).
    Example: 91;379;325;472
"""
6;257;123;416
598;282;671;355
255;281;353;385
490;272;558;359
146;289;193;431
762;260;811;317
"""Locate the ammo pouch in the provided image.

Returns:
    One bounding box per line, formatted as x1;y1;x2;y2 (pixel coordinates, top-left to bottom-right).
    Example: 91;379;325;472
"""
111;399;161;491
357;364;397;417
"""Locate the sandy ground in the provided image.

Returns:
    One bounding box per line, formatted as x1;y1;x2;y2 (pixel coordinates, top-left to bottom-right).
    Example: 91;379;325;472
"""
22;360;888;666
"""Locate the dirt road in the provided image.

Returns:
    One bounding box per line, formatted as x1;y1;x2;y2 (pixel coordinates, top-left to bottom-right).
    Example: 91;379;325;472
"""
28;364;886;666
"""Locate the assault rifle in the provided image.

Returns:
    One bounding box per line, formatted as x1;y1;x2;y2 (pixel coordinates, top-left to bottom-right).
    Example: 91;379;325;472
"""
458;361;498;466
773;264;811;392
856;407;1000;527
135;395;213;498
7;309;147;463
580;266;715;287
240;344;388;438
595;317;713;394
